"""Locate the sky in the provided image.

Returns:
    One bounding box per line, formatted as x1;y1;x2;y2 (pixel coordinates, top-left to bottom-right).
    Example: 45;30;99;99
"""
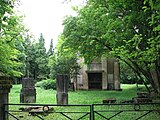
18;0;84;49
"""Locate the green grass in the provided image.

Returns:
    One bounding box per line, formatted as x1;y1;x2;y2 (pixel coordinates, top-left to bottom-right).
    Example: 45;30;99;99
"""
9;84;141;104
8;84;160;120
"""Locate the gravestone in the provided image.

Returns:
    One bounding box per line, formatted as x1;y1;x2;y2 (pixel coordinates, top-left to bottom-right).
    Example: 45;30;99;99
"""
0;76;12;120
56;75;69;105
20;77;36;103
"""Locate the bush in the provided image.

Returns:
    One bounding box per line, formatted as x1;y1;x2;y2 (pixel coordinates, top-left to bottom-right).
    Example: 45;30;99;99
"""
36;79;56;90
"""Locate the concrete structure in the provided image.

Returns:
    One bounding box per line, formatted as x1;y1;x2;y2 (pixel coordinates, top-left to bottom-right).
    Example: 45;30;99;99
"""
77;58;121;90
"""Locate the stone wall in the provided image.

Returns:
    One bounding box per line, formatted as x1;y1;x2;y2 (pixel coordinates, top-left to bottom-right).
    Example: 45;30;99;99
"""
77;58;121;90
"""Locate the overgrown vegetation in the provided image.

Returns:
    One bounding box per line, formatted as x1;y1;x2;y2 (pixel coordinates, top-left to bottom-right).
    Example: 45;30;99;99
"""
35;79;56;90
61;0;160;93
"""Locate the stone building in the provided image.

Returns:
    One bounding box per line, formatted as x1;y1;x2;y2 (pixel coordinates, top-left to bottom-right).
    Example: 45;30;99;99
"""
77;58;121;90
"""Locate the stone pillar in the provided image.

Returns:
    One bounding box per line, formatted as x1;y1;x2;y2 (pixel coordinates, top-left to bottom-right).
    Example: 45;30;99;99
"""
20;77;36;103
114;61;121;90
107;59;114;90
56;75;69;105
0;76;12;120
82;64;89;90
102;58;108;90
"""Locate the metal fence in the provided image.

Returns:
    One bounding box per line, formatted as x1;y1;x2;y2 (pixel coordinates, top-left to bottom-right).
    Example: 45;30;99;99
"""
5;103;160;120
92;103;160;120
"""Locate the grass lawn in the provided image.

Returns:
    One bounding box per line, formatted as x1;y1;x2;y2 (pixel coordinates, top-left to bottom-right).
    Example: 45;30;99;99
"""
8;84;160;120
9;84;141;104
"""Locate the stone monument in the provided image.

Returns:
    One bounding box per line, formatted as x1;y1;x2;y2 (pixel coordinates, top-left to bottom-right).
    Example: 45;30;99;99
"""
56;75;69;105
20;77;36;103
77;58;121;90
0;75;12;120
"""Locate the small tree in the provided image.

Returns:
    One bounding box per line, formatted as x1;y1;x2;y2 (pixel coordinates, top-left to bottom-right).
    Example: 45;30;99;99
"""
47;39;54;56
33;33;49;80
23;33;50;81
49;36;80;90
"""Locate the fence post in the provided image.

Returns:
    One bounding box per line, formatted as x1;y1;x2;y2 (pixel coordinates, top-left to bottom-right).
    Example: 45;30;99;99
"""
90;104;94;120
0;76;12;120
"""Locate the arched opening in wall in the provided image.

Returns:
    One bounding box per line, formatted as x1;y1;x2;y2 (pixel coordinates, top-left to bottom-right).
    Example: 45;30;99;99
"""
88;73;102;89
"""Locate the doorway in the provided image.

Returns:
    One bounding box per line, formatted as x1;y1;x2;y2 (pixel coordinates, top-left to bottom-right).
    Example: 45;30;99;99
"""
88;73;102;89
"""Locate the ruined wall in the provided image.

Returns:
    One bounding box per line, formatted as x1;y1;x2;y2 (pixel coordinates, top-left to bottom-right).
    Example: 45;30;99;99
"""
77;58;121;90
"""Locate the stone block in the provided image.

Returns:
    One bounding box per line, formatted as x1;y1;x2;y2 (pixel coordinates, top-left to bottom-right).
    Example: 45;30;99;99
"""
56;75;69;105
20;77;36;103
56;92;68;105
103;98;116;104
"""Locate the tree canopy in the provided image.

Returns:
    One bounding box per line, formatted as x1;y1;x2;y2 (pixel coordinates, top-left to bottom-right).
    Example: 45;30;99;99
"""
61;0;160;93
23;33;50;80
0;0;26;77
49;36;80;80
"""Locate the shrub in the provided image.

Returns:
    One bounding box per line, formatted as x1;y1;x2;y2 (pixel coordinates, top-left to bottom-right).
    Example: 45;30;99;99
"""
36;79;56;90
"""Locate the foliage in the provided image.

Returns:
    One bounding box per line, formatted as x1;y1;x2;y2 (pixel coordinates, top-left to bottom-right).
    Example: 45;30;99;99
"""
0;0;26;77
47;39;54;56
120;61;137;84
23;33;50;81
23;34;35;78
120;61;144;84
49;36;80;81
34;33;49;80
35;79;56;90
61;0;160;93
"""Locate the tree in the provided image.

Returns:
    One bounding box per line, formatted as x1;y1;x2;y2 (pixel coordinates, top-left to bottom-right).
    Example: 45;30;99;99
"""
49;36;80;90
23;33;50;81
61;0;160;93
33;33;49;80
0;0;26;77
23;34;35;78
47;39;54;56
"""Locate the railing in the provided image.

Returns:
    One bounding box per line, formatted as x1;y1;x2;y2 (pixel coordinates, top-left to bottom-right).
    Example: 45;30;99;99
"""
5;103;92;120
4;103;160;120
92;103;160;120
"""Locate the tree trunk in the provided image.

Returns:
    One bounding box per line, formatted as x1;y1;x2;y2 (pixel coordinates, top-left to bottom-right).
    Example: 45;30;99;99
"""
150;70;160;94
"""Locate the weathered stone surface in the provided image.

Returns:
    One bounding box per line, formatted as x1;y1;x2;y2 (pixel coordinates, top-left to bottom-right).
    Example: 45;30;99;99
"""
56;75;69;105
56;75;68;92
19;106;54;116
56;92;68;105
103;98;116;104
20;77;36;103
79;58;121;90
133;97;152;103
114;62;121;90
